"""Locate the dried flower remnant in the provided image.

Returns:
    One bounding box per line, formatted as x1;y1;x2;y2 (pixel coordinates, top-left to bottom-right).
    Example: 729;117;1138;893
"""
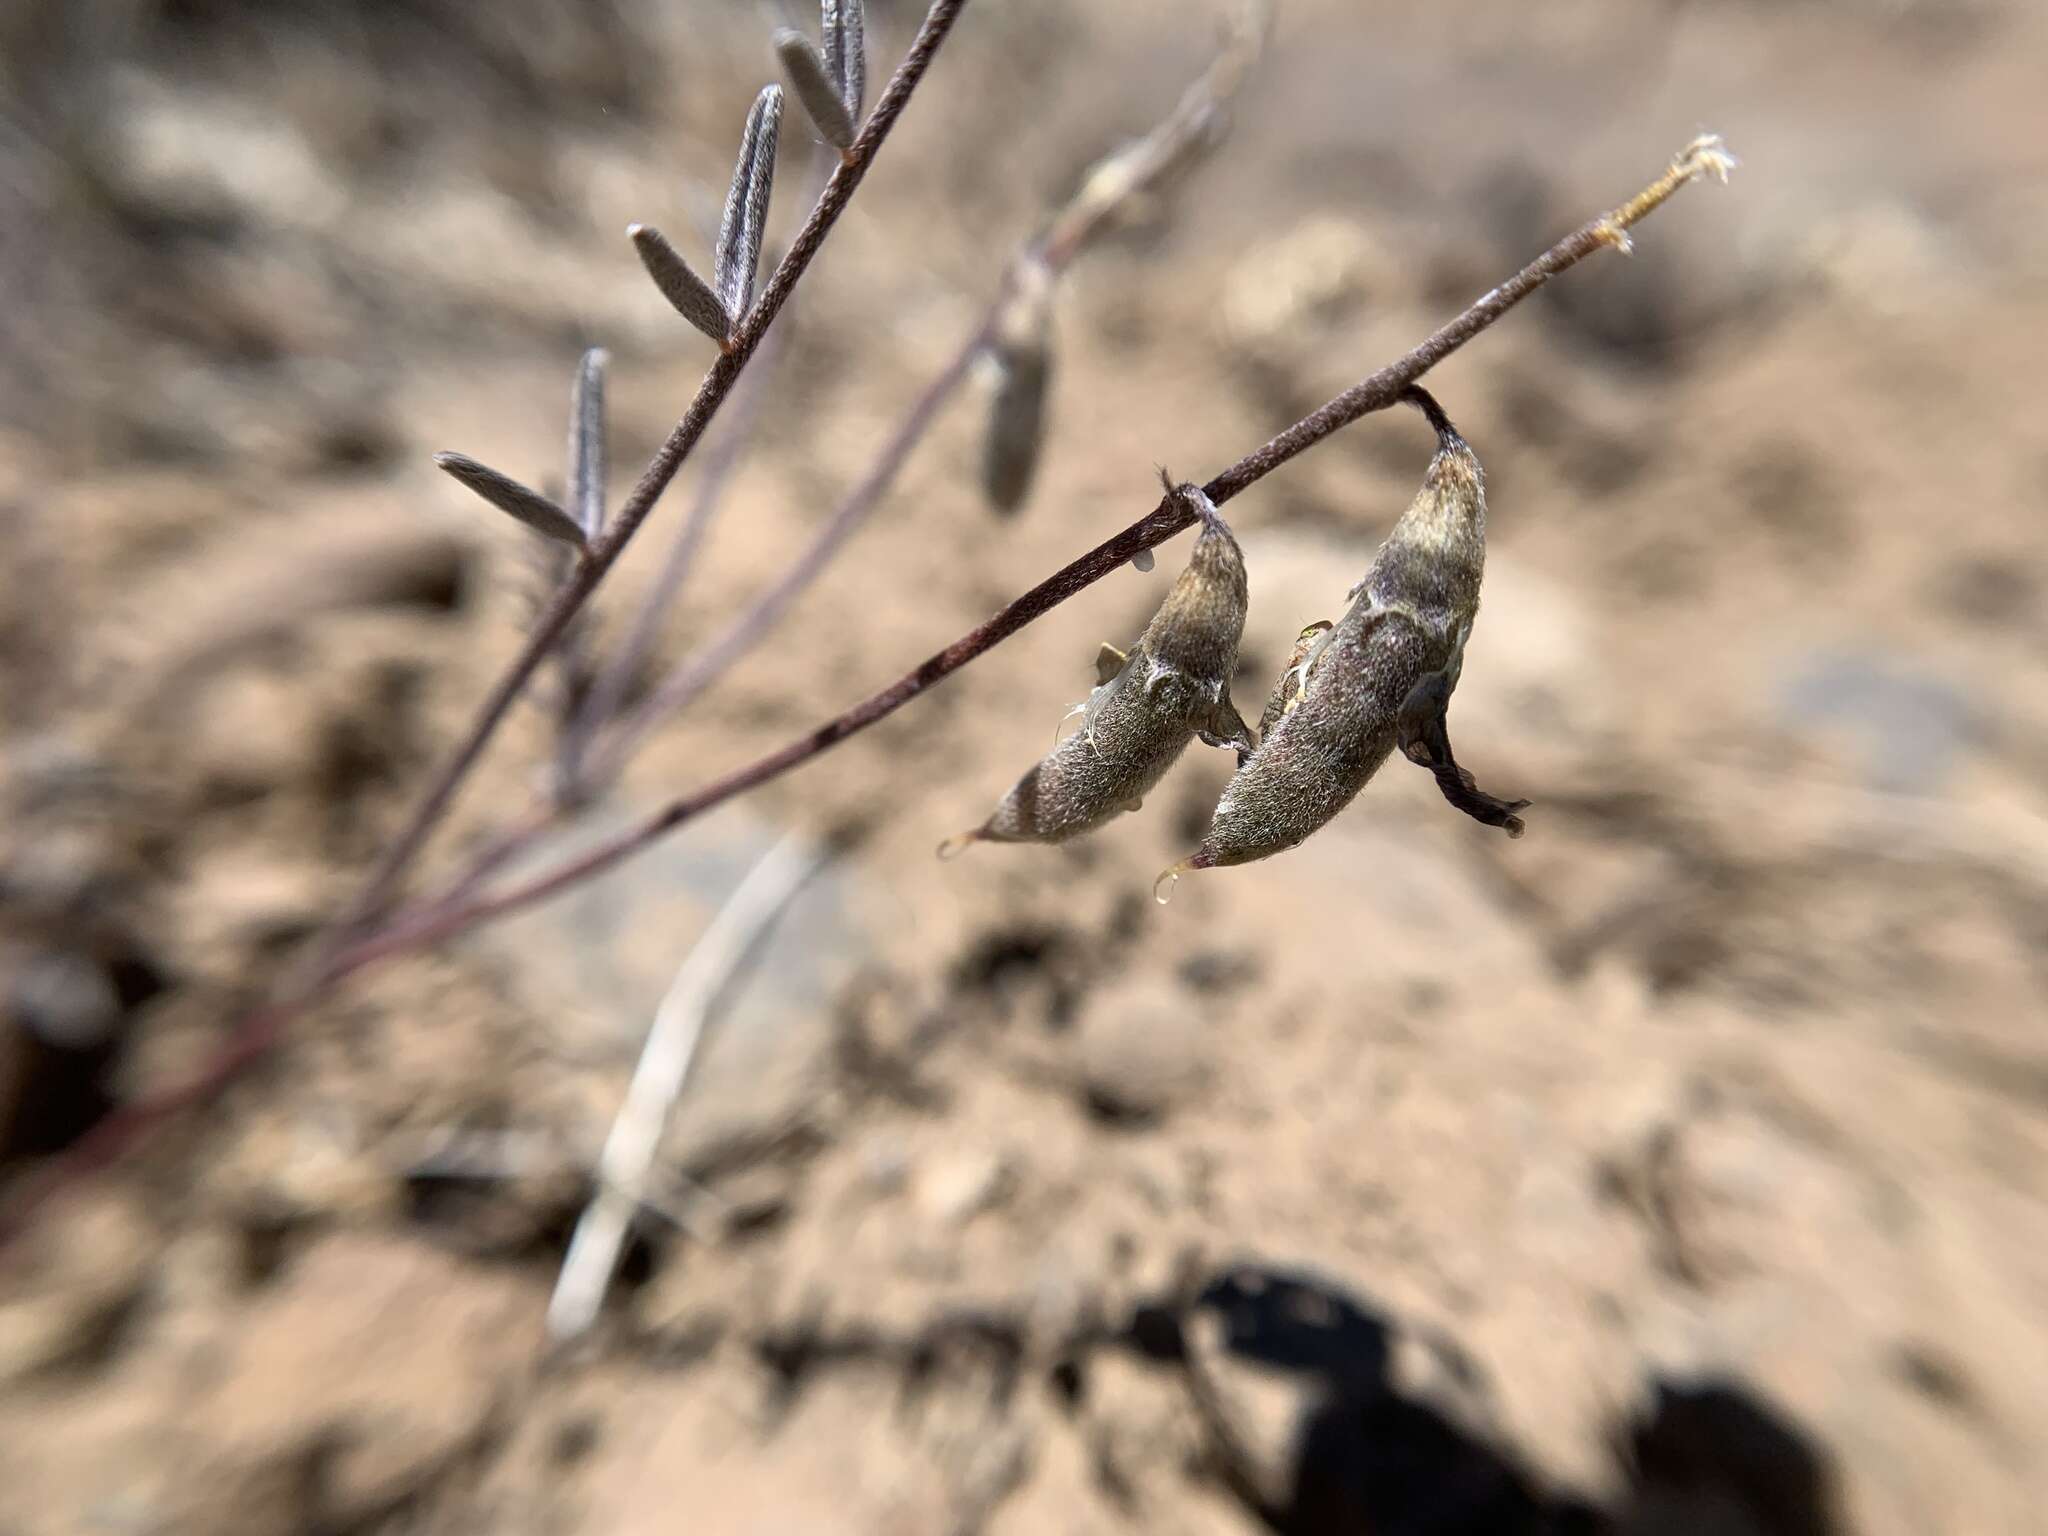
714;85;784;323
981;260;1055;514
941;476;1252;855
434;452;588;552
630;223;733;346
1159;388;1527;894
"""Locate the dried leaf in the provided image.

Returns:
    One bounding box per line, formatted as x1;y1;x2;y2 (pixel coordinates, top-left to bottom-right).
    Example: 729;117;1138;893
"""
629;223;732;346
566;347;608;538
435;452;587;551
775;29;855;150
714;85;783;323
823;0;865;124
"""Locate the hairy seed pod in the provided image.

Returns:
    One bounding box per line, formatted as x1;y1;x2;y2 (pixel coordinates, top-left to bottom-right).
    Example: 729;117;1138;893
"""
941;477;1251;855
1160;387;1512;889
981;260;1055;515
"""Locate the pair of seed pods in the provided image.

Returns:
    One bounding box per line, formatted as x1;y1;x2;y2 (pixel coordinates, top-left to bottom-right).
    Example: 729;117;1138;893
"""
941;387;1529;894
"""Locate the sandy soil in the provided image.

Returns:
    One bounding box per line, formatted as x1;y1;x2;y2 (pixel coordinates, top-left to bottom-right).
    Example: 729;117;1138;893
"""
4;1;2046;1531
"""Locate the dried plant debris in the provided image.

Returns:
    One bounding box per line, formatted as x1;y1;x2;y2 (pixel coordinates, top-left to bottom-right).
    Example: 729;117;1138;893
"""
981;262;1055;514
715;85;784;323
630;223;733;346
433;452;588;552
941;477;1251;855
1160;388;1527;895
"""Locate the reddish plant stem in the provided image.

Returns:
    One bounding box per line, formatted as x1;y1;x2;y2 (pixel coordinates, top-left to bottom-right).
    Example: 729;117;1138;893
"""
589;317;993;780
330;139;1732;973
401;14;1273;932
558;322;788;800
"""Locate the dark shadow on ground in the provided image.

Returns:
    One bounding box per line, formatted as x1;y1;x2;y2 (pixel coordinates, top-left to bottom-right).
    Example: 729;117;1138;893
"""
1130;1260;1849;1536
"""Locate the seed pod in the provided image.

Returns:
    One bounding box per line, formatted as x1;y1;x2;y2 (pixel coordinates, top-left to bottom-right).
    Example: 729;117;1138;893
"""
981;260;1055;515
941;477;1251;856
1160;387;1522;892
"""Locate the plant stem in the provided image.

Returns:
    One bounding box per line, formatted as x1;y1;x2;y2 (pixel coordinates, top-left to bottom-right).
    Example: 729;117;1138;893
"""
589;317;992;781
333;135;1736;970
339;0;969;937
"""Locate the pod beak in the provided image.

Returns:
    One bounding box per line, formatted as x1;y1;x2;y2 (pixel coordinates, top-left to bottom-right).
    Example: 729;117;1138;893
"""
936;829;984;861
1152;851;1213;903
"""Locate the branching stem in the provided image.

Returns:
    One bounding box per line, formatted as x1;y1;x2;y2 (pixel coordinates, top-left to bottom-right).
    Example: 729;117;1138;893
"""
339;0;969;938
0;129;1733;1246
337;135;1737;971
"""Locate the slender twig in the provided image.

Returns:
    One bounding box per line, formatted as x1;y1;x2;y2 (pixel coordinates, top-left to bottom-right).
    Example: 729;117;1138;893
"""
338;0;969;940
558;320;791;798
332;135;1738;969
589;322;989;780
546;832;826;1343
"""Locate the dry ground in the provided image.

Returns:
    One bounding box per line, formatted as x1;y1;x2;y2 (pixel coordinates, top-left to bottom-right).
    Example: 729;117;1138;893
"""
3;1;2046;1531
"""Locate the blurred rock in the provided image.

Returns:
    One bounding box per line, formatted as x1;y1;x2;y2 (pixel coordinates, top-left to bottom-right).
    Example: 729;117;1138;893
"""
99;70;343;233
2;950;126;1162
1219;216;1403;358
1075;986;1207;1127
99;68;344;233
1777;649;1982;793
0;1190;152;1385
172;846;331;959
478;802;900;1177
174;1233;530;1534
917;1148;1013;1227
